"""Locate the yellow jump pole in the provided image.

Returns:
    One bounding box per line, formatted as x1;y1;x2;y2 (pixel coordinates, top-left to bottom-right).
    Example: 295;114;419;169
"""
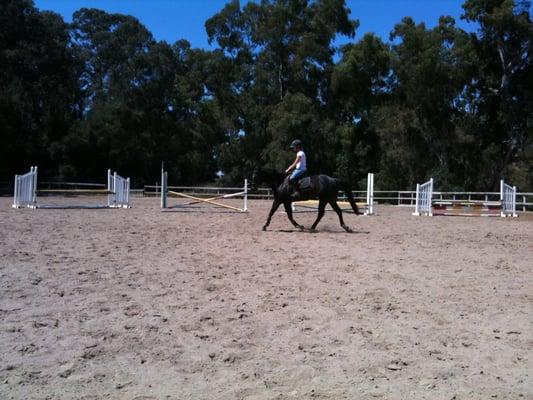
36;189;113;194
168;190;244;212
184;191;245;205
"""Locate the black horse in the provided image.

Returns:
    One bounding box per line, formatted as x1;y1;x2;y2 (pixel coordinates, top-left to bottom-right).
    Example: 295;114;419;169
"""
251;167;361;232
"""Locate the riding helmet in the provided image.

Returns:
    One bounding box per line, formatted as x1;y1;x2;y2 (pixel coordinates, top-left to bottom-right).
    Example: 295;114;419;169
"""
290;139;302;149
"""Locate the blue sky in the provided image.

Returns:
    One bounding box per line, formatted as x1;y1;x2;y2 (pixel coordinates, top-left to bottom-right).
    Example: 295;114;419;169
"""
34;0;477;48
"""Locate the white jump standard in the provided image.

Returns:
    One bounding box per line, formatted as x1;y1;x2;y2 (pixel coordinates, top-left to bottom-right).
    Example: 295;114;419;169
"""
160;169;248;212
412;178;434;216
13;166;38;208
13;166;131;209
365;172;375;216
413;178;517;217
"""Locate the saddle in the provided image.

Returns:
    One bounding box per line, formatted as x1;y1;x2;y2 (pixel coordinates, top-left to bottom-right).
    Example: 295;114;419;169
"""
297;176;312;192
288;173;312;195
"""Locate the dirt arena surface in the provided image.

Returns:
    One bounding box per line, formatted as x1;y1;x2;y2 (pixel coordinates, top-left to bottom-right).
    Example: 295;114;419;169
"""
1;196;532;399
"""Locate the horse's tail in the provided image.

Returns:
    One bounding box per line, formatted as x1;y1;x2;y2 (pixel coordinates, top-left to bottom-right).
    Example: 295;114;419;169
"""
339;179;361;215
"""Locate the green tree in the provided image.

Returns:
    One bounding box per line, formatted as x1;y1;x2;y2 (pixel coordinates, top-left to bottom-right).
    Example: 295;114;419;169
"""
206;0;358;183
385;17;472;188
60;10;228;184
459;0;533;189
331;33;391;184
2;0;531;192
0;0;77;181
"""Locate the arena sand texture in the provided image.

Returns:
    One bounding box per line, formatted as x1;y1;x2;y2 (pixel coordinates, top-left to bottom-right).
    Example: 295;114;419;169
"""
1;197;532;399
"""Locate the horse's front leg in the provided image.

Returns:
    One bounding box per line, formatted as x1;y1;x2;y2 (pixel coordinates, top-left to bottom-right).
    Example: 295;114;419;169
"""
263;200;282;231
330;200;352;232
283;202;304;230
310;199;327;231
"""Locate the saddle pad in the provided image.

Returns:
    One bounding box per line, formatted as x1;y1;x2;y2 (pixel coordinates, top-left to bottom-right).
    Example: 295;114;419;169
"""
299;177;312;190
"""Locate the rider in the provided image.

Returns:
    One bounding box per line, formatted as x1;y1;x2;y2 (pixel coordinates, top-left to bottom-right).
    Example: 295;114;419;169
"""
285;139;307;199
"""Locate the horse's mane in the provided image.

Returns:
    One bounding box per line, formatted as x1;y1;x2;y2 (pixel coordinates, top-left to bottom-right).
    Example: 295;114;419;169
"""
259;167;286;181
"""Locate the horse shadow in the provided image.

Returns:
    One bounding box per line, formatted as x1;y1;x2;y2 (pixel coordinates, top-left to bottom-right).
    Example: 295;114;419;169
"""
273;228;370;234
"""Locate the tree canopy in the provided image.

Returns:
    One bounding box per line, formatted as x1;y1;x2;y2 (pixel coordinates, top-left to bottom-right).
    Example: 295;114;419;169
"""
1;0;531;191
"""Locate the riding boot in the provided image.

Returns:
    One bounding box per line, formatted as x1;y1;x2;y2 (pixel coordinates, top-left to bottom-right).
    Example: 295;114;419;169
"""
287;179;294;195
290;191;301;201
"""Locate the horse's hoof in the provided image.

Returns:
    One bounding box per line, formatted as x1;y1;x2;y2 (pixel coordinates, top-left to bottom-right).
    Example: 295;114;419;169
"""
262;226;267;231
297;225;305;231
343;225;353;233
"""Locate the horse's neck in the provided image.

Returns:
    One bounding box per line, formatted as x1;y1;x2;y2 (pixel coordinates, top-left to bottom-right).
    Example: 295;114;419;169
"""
268;178;285;192
264;173;285;193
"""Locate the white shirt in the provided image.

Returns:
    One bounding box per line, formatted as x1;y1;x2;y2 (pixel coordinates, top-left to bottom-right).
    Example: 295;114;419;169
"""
296;150;306;170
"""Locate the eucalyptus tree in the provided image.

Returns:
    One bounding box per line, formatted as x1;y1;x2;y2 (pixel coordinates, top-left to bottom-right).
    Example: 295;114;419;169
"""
0;0;77;181
460;0;532;189
62;9;227;184
57;9;159;181
205;0;358;182
330;33;391;185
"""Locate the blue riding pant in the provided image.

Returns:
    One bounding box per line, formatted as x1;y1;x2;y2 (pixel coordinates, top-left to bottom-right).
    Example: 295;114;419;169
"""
290;168;306;183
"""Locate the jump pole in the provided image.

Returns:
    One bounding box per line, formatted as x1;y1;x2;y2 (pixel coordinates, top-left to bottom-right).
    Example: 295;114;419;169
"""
180;181;248;208
168;190;245;212
160;167;247;212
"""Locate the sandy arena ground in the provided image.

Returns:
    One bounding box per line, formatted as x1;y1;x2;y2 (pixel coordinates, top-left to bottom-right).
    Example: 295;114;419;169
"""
0;196;532;399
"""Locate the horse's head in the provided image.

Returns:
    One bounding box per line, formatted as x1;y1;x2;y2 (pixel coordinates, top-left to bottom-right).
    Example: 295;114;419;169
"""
250;166;285;191
250;166;263;192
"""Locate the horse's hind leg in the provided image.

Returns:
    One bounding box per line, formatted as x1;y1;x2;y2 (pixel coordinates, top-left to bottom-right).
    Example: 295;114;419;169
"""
283;202;304;230
330;200;352;232
263;200;281;231
310;199;327;231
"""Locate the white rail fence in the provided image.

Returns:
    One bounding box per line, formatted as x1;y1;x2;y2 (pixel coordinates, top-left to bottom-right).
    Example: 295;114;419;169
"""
142;183;533;212
12;174;530;213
